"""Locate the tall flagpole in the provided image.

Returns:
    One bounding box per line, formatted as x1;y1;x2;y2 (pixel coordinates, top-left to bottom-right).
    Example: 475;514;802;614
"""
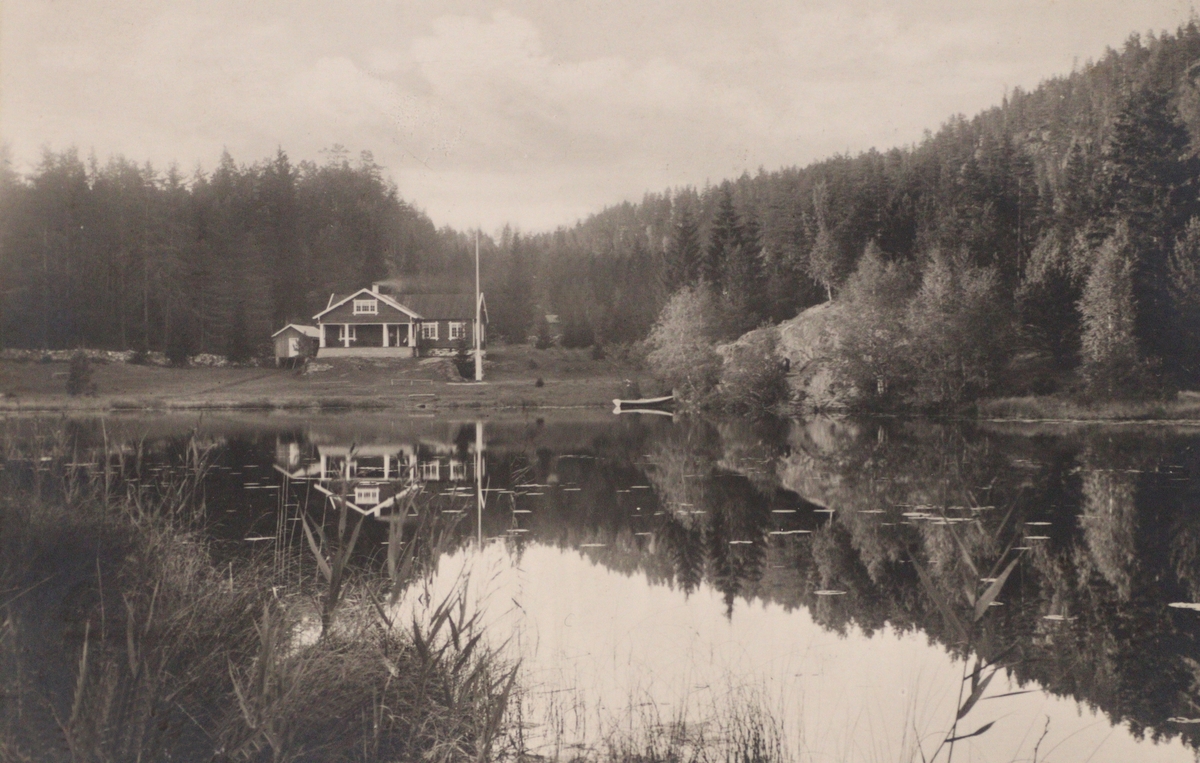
474;231;483;381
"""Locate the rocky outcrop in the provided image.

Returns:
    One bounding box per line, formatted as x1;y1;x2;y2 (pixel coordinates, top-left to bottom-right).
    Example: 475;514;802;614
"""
719;302;854;410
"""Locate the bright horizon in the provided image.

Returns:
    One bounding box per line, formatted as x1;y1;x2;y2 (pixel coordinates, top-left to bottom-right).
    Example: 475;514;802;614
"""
2;1;1194;233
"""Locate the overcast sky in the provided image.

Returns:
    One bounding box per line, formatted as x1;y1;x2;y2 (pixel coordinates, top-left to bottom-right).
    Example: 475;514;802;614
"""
1;1;1194;231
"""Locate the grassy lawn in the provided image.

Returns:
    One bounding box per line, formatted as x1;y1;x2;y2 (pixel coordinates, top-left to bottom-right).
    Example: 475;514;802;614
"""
976;391;1200;422
0;344;648;412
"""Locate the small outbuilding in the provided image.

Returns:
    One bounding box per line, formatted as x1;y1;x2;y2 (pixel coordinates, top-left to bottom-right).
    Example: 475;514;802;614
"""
272;324;320;366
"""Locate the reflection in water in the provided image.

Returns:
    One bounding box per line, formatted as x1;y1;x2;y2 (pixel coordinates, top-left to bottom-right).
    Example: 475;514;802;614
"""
7;412;1200;760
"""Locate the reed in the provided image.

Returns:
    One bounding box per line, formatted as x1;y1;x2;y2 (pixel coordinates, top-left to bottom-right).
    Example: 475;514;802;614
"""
0;432;518;762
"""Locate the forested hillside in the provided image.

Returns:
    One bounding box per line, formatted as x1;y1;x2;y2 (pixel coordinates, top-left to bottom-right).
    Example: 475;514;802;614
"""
519;23;1200;402
5;23;1200;400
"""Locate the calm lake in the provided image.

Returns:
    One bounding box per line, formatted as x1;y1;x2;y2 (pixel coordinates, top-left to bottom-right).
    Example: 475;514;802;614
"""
6;410;1200;761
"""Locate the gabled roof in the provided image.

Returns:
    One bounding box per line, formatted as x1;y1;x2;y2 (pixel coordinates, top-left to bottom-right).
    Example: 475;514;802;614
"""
271;323;320;339
313;288;421;321
397;293;488;322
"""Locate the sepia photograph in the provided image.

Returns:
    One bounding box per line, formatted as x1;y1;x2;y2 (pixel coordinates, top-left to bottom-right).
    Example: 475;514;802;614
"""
4;1;1200;760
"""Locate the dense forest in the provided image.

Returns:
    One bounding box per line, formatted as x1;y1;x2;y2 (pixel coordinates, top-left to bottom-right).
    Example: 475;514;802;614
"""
5;24;1200;399
0;146;480;359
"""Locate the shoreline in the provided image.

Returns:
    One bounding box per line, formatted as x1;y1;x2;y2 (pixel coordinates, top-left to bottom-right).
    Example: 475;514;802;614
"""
6;355;1200;423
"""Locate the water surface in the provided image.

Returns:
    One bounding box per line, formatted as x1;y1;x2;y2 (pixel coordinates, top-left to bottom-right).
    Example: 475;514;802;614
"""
7;411;1200;761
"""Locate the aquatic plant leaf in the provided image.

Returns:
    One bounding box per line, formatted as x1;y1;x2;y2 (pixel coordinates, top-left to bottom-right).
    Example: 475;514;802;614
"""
946;720;995;742
980;689;1037;701
958;668;996;719
911;557;968;643
300;515;332;582
945;522;980;579
974;557;1019;622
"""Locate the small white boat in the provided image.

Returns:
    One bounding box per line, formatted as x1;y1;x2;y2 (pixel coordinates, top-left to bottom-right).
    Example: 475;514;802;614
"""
612;394;675;413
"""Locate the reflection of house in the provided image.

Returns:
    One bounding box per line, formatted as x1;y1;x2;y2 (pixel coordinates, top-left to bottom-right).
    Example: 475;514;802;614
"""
312;283;486;359
274;426;485;517
314;443;477;486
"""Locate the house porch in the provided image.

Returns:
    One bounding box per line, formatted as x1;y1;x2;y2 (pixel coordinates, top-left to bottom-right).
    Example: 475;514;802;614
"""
318;346;415;359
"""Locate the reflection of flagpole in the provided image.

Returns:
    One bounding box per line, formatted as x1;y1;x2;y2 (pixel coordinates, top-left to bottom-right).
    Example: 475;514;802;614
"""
475;420;484;546
474;231;483;381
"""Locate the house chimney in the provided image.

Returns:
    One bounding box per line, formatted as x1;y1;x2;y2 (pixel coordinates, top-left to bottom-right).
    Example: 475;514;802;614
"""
371;282;381;295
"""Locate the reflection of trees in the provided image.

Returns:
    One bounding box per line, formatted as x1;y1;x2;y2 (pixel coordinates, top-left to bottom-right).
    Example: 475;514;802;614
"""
90;414;1200;752
1079;466;1138;600
642;419;784;613
742;422;1200;751
545;415;1200;751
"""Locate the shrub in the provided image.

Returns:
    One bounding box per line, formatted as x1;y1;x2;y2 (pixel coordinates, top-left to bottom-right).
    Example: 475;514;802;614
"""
829;243;916;407
645;286;728;403
534;319;554;349
166;329;194;367
452;338;474;379
535;377;544;387
903;252;1010;408
561;315;594;348
717;330;788;415
66;350;95;396
1080;223;1166;399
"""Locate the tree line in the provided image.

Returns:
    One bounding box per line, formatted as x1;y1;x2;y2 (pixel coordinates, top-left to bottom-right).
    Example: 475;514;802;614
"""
0;147;467;359
5;23;1200;402
541;23;1200;403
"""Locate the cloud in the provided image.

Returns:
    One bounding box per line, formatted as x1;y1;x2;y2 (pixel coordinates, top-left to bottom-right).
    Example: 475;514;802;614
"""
1;0;1194;229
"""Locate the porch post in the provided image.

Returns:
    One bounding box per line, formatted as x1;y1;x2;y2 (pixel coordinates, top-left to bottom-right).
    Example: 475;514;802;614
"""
319;324;326;348
383;323;390;348
342;324;350;348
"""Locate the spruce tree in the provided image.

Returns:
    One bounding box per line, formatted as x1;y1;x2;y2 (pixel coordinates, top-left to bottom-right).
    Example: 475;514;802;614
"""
227;303;252;363
1104;85;1199;379
703;185;739;290
725;210;766;330
1170;217;1200;384
498;232;534;342
666;206;701;290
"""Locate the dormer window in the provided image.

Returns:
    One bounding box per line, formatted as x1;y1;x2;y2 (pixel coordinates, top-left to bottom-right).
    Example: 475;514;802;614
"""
353;298;378;315
354;485;380;505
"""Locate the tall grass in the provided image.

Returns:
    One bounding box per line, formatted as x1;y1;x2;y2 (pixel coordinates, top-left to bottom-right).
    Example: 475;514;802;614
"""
0;430;518;762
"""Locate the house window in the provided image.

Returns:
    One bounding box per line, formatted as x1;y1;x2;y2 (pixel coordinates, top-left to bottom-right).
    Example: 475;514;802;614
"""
338;325;357;343
449;322;465;340
419;461;440;481
449;460;466;481
354;485;380;505
420;322;439;340
353;299;378;315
